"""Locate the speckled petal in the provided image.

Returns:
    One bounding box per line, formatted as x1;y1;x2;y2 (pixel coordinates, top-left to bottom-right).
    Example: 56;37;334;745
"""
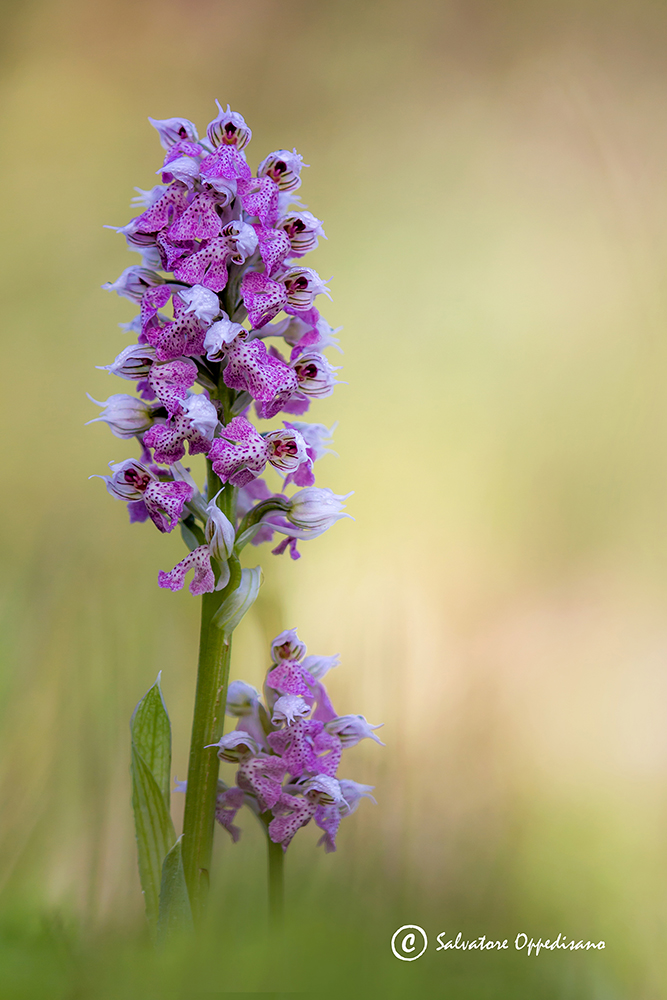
158;543;215;592
268;792;316;849
167;191;222;241
145;480;195;534
147;359;198;416
208;416;269;485
240;271;287;328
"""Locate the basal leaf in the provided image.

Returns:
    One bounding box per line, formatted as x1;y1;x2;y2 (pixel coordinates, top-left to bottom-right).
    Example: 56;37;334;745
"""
130;675;175;936
131;745;176;936
131;674;171;804
157;835;194;944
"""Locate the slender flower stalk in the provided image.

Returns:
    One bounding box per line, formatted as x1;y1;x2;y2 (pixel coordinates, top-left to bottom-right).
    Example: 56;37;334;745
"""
181;587;233;917
89;103;380;937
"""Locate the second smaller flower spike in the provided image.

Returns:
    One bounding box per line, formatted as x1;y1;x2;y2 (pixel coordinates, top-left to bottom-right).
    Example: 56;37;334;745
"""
187;626;381;850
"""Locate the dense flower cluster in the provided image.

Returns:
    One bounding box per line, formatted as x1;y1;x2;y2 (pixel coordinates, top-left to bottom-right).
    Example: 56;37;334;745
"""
90;103;350;590
209;628;382;852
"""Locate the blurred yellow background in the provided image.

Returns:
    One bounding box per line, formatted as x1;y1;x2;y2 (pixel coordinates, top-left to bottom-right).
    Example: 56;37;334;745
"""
1;0;667;995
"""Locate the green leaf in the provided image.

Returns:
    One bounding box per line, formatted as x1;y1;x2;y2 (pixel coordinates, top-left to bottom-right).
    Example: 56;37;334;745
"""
131;747;176;936
157;836;194;944
131;674;171;804
210;566;263;643
130;675;176;936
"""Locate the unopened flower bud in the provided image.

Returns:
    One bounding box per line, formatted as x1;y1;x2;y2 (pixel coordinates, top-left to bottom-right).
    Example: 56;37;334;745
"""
324;714;385;747
226;680;261;717
287;487;352;532
97;344;156;379
148;116;199;149
102;267;165;303
86;394;155;438
204;499;236;563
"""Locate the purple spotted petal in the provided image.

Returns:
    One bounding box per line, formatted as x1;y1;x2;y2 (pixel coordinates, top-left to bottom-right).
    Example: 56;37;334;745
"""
208;415;268;486
312;728;342;777
266;660;314;697
267;718;323;777
268;792;316;849
237;754;286;812
215;786;245;842
173;238;232;292
158;543;215;591
146;295;208;362
254;225;291;275
167;191;222;241
147;359;198;415
199;144;252;183
145;480;194;534
314;802;341;853
134;182;190;233
241;271;287;328
237;175;279;226
127;499;150;523
223;336;297;405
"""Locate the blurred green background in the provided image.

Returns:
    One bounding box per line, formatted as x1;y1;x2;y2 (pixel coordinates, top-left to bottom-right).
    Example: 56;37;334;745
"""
2;0;667;995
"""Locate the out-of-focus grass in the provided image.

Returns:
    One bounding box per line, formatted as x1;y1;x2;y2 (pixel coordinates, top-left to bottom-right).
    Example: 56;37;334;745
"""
2;0;667;995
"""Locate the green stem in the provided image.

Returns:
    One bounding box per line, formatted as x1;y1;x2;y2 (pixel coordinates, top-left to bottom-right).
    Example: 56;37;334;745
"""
267;838;284;927
181;469;237;924
181;589;232;922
